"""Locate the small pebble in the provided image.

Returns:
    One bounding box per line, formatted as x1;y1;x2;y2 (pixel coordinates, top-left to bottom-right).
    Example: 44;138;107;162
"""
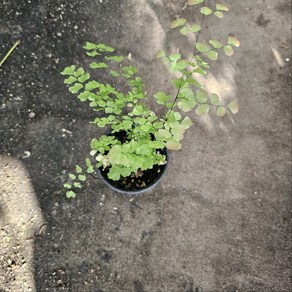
23;151;31;158
28;112;35;118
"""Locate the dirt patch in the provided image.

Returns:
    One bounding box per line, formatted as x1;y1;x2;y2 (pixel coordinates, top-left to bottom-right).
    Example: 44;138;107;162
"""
255;13;270;27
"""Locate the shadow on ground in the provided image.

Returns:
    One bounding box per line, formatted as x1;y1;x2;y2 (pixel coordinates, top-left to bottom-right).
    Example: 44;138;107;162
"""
0;0;291;291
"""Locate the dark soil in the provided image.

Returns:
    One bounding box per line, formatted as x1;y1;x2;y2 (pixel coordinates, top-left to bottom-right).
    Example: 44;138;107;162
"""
100;161;167;193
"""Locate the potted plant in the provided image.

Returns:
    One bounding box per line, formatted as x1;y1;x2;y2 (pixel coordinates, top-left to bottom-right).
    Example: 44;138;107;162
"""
62;0;239;197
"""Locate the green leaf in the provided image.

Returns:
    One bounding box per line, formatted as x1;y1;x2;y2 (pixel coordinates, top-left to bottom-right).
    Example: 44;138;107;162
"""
74;68;85;77
181;116;193;129
90;138;99;151
78;175;86;181
85;158;91;168
69;173;76;180
61;65;76;75
156;50;166;59
69;83;83;94
66;190;76;198
121;144;131;154
187;0;204;5
63;183;71;189
173;77;186;89
87;166;94;174
135;117;146;125
170;18;186;29
156;129;172;140
153;121;164;129
96;43;115;52
195;55;210;68
216;3;229;11
117;153;131;167
86;50;100;57
78;73;90;83
196;42;210;53
174;111;182;121
78;90;91;102
136;144;152;156
90;62;108;69
189;24;201;33
105;55;124;62
97;119;106;127
76;165;82;173
142;158;154;171
179;87;194;100
179;27;189;35
64;76;77;85
187;77;203;89
122;66;137;78
149;141;165;149
193;67;207;75
108;145;122;164
132;104;144;115
209;39;223;49
90;101;98;108
110;70;120;77
216;106;226;117
73;182;82;188
141;121;153;131
195;104;210;116
228;36;240;47
223;45;234;56
214;11;224;18
210;93;220;106
169;53;181;62
227;100;239;114
196;90;208;103
154;92;171;101
108;165;122;181
206;50;219;61
83;42;97;50
166;140;181;150
120;167;132;178
178;99;196;112
154;92;172;105
200;6;213;16
161;56;171;67
176;60;189;70
169;62;177;73
171;124;186;141
85;80;100;90
166;102;173;109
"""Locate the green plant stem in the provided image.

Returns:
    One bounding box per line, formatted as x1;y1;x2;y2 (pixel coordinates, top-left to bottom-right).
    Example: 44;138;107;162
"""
165;0;206;120
0;40;20;67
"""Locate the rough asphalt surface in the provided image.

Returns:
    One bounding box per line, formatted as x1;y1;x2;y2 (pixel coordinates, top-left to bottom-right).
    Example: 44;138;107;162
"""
0;0;291;291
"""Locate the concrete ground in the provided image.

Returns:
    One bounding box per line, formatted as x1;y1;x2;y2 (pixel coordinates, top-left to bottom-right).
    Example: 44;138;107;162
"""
0;0;291;291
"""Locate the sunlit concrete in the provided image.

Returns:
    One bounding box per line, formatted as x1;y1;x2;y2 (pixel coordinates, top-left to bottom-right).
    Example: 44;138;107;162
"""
0;156;44;292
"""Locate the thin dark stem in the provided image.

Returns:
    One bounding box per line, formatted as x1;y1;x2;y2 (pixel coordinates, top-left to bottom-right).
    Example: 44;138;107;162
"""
165;0;206;120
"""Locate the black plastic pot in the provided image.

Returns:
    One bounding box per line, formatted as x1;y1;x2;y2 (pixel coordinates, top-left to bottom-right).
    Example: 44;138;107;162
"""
99;148;168;195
